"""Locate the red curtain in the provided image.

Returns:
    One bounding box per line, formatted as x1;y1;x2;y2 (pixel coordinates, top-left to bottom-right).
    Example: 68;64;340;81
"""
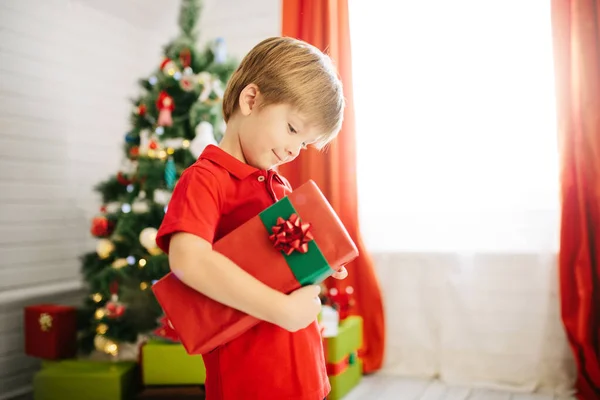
552;1;600;398
280;0;385;372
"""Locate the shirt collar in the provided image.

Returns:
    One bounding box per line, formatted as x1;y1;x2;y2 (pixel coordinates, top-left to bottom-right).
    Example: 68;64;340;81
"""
199;145;260;180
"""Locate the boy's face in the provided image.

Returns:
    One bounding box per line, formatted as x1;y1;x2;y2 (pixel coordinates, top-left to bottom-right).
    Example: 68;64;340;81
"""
236;85;322;170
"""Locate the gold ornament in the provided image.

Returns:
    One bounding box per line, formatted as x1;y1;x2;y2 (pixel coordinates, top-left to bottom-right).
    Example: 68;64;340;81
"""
139;228;158;250
96;324;108;334
96;239;115;259
94;334;107;350
167;147;175;155
140;282;149;290
95;308;106;320
91;293;103;303
39;313;53;332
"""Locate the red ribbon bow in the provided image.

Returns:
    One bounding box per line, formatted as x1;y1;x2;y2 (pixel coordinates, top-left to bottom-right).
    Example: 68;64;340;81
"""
269;214;314;255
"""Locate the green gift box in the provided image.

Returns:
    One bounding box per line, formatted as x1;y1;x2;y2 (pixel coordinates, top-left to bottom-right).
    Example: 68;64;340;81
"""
141;340;205;385
33;360;137;400
324;316;363;364
328;358;363;400
324;316;363;400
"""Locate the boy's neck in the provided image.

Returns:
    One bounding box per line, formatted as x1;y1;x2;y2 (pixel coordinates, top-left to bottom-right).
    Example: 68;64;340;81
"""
219;121;248;165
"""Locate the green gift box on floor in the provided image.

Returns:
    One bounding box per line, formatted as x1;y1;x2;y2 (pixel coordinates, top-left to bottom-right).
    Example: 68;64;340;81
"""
141;340;206;385
324;316;363;363
324;316;363;400
34;360;137;400
329;358;363;400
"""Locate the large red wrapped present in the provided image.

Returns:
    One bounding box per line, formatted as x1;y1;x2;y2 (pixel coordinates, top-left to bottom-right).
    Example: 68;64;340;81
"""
24;304;77;359
152;180;359;355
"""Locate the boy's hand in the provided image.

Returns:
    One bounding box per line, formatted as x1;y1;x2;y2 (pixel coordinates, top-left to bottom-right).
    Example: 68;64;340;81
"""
277;285;322;332
331;266;348;280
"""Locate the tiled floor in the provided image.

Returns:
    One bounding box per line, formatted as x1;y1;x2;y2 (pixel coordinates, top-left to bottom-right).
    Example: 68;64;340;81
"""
344;374;575;400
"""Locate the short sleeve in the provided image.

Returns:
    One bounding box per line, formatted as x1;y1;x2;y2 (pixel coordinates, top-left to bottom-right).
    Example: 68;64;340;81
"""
155;165;222;253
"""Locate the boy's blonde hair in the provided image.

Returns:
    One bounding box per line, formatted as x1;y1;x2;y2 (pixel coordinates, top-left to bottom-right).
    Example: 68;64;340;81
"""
222;37;345;149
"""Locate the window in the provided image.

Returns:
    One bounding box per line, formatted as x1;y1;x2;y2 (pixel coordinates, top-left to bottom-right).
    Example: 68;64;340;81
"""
350;0;560;253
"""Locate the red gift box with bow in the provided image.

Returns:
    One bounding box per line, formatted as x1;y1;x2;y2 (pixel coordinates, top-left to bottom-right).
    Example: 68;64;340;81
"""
152;180;359;355
24;304;77;359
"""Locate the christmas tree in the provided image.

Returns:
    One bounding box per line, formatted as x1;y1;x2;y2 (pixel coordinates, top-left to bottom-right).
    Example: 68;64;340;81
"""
78;0;236;357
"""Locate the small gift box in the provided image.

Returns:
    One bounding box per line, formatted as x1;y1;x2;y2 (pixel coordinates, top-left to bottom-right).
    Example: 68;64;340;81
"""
141;340;206;385
152;180;359;355
24;304;77;360
33;360;138;400
324;316;363;400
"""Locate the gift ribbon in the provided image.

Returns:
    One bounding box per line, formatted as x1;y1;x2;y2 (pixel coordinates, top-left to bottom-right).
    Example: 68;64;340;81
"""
259;197;331;286
39;313;53;332
322;332;360;375
326;352;359;375
268;214;313;255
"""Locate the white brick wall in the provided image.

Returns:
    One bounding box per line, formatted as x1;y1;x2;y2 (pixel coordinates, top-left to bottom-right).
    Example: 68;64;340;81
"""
0;0;281;398
198;0;281;58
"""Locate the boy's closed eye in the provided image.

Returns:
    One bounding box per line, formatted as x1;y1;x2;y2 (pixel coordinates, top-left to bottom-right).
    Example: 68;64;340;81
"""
288;123;308;149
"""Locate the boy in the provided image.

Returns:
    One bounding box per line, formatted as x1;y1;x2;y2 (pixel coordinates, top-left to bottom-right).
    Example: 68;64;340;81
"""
155;36;348;400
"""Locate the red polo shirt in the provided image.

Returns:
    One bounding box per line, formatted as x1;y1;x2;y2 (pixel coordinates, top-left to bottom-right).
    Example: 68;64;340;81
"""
156;145;330;400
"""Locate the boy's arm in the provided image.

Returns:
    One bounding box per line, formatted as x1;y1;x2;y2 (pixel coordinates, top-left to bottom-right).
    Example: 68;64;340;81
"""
168;232;321;332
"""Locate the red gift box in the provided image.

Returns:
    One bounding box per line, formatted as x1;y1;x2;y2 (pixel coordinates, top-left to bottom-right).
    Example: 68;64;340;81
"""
152;180;359;355
24;304;77;359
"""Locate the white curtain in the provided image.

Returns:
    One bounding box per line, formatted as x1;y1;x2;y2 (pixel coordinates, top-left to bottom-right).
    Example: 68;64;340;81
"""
349;0;576;396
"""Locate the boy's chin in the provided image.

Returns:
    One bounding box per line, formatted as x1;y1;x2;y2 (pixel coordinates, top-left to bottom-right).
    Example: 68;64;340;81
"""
248;159;275;171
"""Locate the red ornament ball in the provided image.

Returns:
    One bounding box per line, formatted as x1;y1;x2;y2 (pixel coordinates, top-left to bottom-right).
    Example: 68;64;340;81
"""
105;301;126;318
91;216;110;237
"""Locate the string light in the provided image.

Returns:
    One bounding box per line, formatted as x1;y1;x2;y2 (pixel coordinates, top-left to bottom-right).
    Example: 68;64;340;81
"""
96;324;108;334
95;309;106;320
106;343;118;356
138;259;147;268
112;258;128;269
140;282;149;290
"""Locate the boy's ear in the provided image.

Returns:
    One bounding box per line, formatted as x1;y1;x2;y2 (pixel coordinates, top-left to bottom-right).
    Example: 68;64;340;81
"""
238;83;260;116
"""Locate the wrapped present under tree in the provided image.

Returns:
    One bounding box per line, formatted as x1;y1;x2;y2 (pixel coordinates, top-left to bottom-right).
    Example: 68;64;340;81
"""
24;304;77;360
152;180;359;355
140;339;206;385
323;316;364;400
33;360;138;400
